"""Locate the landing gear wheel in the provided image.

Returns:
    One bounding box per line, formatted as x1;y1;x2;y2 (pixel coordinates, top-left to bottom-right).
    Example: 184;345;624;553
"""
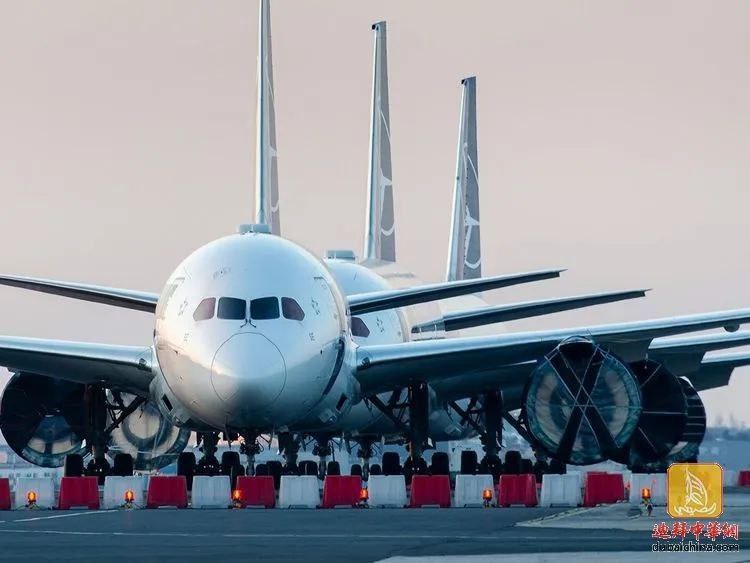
85;456;111;485
177;451;196;491
403;456;428;484
478;455;503;482
113;453;134;477
64;453;84;477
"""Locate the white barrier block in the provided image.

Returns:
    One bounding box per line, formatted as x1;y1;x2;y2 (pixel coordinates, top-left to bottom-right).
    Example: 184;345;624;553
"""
724;470;738;487
367;475;407;508
629;473;667;505
103;476;147;509
454;474;494;507
540;474;583;507
14;477;55;509
278;476;319;508
191;475;232;509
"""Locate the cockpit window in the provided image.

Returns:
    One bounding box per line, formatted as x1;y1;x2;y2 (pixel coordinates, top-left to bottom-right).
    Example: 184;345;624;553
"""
250;297;279;320
193;297;216;321
281;297;305;321
217;297;246;320
351;316;370;337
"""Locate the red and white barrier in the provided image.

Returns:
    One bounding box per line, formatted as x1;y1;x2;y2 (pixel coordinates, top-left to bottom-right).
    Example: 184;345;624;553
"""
498;474;538;507
147;475;188;509
191;475;231;509
322;475;361;508
278;476;319;509
58;476;100;510
584;472;624;507
454;474;494;507
367;475;406;508
235;476;276;508
410;475;451;508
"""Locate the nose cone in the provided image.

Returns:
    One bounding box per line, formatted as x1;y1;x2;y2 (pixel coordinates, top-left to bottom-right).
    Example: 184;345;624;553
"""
211;332;286;411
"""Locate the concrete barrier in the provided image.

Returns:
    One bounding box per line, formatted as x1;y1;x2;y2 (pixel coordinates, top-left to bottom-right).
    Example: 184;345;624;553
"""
367;475;406;508
724;470;738;488
235;476;275;508
14;477;55;509
583;472;624;507
454;474;494;507
498;474;538;507
628;474;666;506
540;474;583;507
191;475;232;509
103;476;147;509
410;475;451;508
322;475;361;508
278;476;319;508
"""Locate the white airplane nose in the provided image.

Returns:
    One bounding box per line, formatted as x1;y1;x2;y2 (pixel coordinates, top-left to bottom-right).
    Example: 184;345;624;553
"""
211;332;286;411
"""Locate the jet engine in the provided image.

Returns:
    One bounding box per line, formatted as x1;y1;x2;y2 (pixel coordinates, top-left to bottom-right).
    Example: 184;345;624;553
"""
106;391;190;471
521;338;642;465
0;372;88;467
664;378;706;464
617;359;688;468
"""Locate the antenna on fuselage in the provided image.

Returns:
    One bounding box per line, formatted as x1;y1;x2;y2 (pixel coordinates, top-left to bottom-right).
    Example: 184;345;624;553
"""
254;0;281;235
363;21;396;263
446;77;481;281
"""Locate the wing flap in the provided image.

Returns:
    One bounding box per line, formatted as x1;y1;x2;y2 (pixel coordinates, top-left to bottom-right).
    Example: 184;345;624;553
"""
347;269;563;315
689;352;750;392
0;336;153;396
0;274;158;313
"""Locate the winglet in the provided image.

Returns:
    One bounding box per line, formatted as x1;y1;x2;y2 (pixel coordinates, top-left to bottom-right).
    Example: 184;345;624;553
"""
254;0;281;235
447;76;481;281
363;21;396;263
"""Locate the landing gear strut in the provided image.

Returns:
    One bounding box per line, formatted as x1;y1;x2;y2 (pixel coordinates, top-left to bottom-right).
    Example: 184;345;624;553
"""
404;382;429;481
196;432;221;475
240;431;261;476
313;435;333;479
278;432;300;475
478;391;503;479
85;386;111;484
357;438;375;480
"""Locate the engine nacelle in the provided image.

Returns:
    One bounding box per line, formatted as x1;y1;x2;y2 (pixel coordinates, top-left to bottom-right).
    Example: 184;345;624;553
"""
521;338;642;465
106;391;190;471
0;372;87;467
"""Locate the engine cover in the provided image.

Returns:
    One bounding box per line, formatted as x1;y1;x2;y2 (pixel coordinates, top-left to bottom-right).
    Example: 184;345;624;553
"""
621;359;688;467
522;338;642;465
106;391;190;470
0;372;87;467
664;377;706;465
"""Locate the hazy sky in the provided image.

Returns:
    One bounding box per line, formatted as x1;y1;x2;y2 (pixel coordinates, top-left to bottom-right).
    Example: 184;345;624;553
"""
0;0;748;427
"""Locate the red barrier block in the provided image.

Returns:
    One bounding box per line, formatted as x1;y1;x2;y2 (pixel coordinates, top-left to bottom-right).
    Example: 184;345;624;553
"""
147;476;188;509
584;472;624;507
409;475;451;508
0;478;10;510
322;475;362;508
739;471;750;486
235;476;276;508
498;474;538;507
58;476;100;510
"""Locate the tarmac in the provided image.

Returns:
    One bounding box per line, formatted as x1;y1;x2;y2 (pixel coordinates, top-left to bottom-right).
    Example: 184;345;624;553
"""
0;504;677;562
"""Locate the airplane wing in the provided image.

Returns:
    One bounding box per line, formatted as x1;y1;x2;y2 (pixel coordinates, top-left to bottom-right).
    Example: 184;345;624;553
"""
0;336;153;396
347;269;563;315
355;308;750;395
688;352;750;392
410;289;648;334
0;274;158;313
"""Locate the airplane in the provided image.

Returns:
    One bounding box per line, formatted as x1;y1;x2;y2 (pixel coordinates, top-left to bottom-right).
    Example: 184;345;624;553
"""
0;1;749;483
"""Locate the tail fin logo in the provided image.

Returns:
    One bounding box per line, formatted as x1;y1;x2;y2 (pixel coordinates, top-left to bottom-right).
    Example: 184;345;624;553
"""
667;463;723;518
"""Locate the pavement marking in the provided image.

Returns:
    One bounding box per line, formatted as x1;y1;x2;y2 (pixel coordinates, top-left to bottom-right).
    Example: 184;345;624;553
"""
0;529;637;541
9;510;117;523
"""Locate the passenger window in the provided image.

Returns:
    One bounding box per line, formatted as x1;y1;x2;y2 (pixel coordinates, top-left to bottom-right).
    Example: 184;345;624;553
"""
281;297;305;321
193;298;216;321
351;317;370;337
217;297;246;320
250;297;280;320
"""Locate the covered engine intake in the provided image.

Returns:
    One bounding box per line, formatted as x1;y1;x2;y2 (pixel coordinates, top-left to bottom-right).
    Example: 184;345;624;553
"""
617;359;688;467
664;377;706;464
522;338;642;465
106;391;190;471
0;372;87;467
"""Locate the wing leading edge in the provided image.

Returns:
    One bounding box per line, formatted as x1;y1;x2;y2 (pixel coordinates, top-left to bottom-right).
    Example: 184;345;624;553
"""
355;308;750;395
0;336;153;396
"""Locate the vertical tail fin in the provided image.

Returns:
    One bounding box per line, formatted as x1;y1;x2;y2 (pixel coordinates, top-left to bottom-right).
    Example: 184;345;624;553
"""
363;21;396;263
254;0;281;235
446;77;481;281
